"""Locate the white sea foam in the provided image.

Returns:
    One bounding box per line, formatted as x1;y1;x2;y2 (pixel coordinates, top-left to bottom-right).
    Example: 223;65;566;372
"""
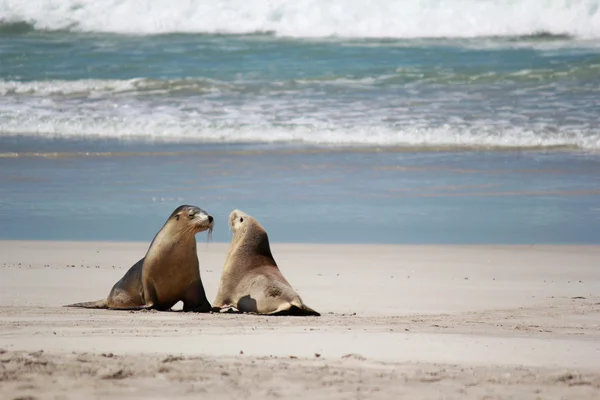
0;79;142;96
1;0;600;38
0;78;227;96
1;111;598;150
1;78;598;150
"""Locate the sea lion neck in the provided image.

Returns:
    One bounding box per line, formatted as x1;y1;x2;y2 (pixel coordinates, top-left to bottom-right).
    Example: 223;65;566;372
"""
233;224;275;264
149;219;198;251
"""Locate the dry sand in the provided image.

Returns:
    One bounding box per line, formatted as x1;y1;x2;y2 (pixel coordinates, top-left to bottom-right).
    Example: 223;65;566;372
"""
0;241;599;399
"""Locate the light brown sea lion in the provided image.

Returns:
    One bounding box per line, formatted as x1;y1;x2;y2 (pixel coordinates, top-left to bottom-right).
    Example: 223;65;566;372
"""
65;205;213;312
213;209;319;316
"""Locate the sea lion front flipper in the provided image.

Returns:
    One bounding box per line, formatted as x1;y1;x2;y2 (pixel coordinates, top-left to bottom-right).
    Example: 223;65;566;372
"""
141;278;159;309
182;280;212;312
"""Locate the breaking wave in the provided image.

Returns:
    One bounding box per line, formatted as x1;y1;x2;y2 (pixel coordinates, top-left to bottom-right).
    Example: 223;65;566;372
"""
1;0;600;38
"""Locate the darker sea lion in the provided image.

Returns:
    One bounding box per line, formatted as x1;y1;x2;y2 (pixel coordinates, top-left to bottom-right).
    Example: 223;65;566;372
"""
213;209;319;316
65;205;213;312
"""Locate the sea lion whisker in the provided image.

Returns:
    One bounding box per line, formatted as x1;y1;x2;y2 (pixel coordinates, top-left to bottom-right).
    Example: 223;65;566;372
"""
206;225;213;242
184;226;195;239
190;223;203;238
178;224;193;239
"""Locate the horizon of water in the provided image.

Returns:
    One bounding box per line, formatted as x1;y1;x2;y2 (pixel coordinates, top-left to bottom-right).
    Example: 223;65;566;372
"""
1;1;599;244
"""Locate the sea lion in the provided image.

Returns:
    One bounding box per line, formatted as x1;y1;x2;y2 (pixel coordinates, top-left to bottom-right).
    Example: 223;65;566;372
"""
212;209;319;316
65;205;213;312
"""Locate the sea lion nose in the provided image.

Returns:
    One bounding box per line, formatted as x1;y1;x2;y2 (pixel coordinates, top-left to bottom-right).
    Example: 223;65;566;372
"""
208;215;213;224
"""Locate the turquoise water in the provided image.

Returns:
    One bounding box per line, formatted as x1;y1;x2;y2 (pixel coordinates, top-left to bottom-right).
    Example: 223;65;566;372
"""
1;1;600;243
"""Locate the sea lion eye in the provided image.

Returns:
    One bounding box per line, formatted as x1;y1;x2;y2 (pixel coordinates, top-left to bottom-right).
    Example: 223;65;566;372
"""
240;217;244;223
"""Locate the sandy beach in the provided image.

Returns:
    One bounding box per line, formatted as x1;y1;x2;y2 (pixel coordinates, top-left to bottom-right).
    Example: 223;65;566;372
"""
3;3;600;399
1;240;599;399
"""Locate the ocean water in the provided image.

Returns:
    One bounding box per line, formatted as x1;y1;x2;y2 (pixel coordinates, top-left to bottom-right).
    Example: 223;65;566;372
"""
1;0;599;244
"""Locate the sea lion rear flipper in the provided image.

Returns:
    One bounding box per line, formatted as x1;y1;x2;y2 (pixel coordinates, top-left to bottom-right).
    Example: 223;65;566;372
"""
111;303;155;311
291;302;321;317
63;299;108;309
296;303;320;317
271;300;320;316
63;300;155;310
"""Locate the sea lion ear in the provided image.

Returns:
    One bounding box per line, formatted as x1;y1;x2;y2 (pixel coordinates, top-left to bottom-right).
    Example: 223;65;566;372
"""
175;214;180;221
240;217;244;223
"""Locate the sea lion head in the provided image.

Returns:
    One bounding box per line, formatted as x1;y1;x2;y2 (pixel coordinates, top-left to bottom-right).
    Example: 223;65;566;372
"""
228;209;273;259
169;205;214;238
229;209;261;237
